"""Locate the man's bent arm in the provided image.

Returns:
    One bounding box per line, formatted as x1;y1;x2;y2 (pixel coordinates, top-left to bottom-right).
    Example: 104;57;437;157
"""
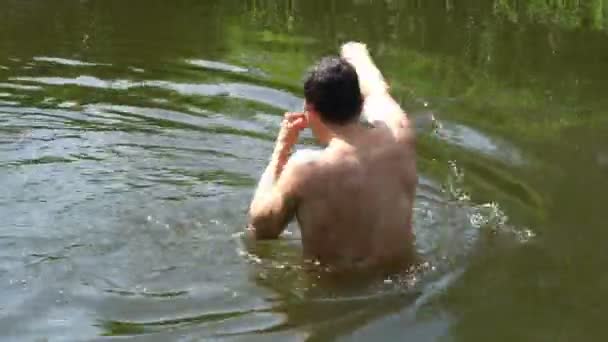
341;42;408;135
248;114;305;239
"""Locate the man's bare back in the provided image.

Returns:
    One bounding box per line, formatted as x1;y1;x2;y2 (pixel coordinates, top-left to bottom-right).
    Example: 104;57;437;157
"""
248;42;417;274
293;121;416;271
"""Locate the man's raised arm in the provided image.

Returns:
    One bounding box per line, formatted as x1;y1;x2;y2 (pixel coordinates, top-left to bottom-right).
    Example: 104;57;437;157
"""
340;42;409;136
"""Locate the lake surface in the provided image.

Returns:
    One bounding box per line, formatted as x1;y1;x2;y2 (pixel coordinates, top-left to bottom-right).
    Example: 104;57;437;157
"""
1;1;608;341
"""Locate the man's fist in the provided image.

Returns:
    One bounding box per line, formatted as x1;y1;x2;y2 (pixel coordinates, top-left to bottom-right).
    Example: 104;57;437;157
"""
278;112;308;147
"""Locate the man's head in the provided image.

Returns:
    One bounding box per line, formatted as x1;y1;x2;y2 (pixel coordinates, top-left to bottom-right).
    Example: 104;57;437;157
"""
304;56;363;127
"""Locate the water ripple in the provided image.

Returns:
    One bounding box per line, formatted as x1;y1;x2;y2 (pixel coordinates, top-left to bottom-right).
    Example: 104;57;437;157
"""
9;75;303;111
32;57;108;67
186;59;250;74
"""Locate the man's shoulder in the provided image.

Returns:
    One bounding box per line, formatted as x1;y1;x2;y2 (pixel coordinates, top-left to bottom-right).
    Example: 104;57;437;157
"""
396;117;416;143
367;117;415;147
289;149;324;165
280;148;324;190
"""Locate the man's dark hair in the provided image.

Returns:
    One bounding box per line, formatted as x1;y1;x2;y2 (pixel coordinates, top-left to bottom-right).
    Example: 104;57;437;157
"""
304;56;363;125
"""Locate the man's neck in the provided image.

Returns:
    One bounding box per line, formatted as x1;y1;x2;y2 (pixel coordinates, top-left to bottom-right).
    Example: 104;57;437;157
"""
326;121;367;147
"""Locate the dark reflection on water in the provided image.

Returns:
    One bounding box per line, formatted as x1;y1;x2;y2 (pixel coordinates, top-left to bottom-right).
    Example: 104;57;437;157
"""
1;0;608;341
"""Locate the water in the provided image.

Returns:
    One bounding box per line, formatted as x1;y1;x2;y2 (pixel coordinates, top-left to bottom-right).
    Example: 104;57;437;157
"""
1;0;608;340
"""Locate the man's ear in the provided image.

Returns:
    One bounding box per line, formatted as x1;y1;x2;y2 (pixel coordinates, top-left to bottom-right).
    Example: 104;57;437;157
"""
304;104;315;121
304;102;313;114
306;110;332;146
306;109;320;127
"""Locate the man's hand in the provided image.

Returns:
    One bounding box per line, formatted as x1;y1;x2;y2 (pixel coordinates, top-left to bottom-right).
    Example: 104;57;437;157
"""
278;112;308;146
273;112;308;177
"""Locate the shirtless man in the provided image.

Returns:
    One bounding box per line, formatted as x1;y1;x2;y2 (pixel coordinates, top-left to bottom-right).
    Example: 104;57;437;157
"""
247;42;417;274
